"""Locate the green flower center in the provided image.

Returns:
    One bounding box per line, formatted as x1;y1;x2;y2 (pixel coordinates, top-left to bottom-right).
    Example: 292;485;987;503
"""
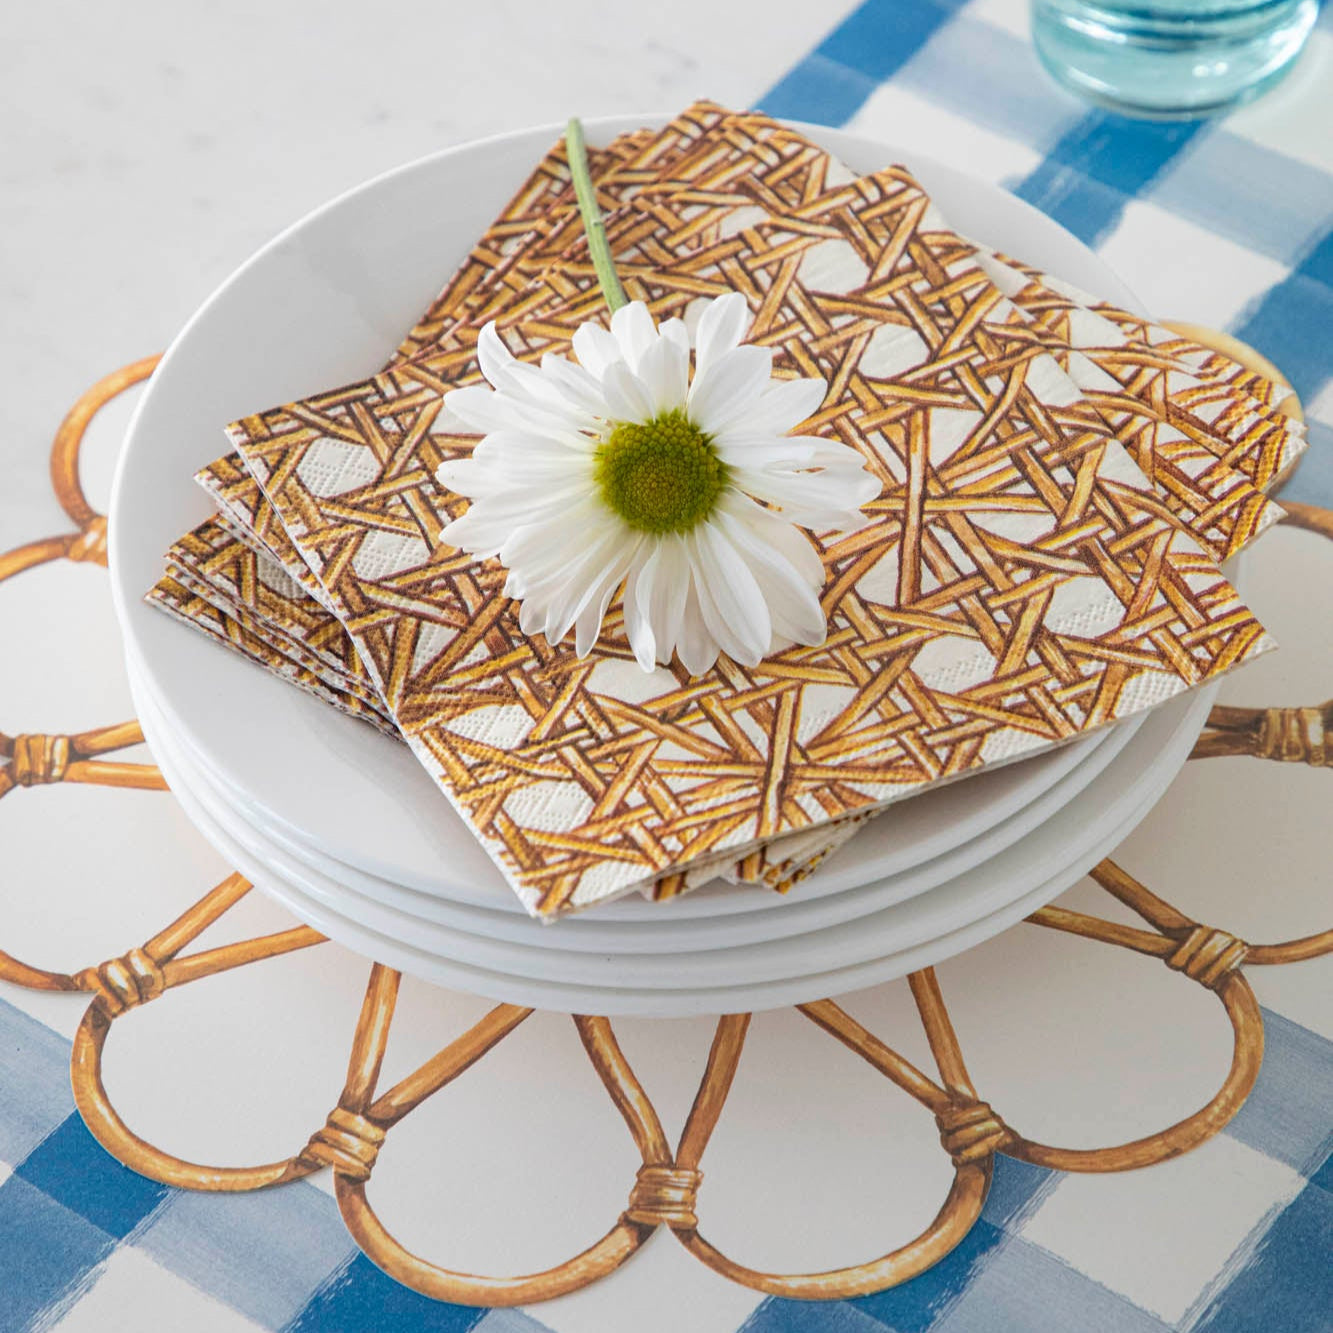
594;408;729;535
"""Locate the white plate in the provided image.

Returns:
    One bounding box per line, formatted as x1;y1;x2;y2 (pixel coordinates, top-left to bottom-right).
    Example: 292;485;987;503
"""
135;655;1216;1015
109;113;1146;920
135;645;1144;953
168;651;1123;919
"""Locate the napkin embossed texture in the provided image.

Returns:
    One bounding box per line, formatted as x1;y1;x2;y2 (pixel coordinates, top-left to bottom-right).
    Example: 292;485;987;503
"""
221;108;1274;917
980;254;1306;492
166;519;385;701
147;575;397;734
167;105;1294;905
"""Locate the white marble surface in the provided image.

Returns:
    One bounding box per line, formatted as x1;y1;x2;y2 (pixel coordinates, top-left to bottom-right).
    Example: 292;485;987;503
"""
0;0;856;549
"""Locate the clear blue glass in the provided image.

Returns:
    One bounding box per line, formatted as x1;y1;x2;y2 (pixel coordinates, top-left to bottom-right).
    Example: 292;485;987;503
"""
1031;0;1318;118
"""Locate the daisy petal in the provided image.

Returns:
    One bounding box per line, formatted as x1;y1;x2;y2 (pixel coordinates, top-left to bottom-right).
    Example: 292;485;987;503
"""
716;508;827;646
439;507;511;558
601;360;657;424
469;431;595;472
573;535;639;661
693;292;750;377
610;301;658;374
688;345;774;435
648;536;690;667
574;556;632;657
445;383;582;440
676;578;719;677
732;464;878;529
622;545;661;670
723;493;827;587
749;376;828;433
689;526;771;667
547;531;640;647
539;352;611;416
435;458;488;495
518;595;546;637
637;334;690;417
442;385;519;435
500;502;612;583
713;436;818;470
659;318;690;359
476;322;518;392
781;436;875;472
572;321;624;379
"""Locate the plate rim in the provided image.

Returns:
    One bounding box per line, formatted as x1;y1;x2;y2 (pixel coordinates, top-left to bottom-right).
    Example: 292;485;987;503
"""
132;646;1147;953
137;666;1215;1015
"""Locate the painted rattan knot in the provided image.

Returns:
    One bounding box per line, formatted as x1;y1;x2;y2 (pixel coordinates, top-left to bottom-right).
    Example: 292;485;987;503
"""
297;1107;386;1182
10;733;71;786
79;948;166;1016
935;1100;1010;1165
1166;926;1249;989
1256;704;1330;766
67;516;108;564
625;1164;703;1229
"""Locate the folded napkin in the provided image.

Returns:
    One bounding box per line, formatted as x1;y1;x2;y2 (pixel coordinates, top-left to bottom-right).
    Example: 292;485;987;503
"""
161;518;389;710
151;103;1295;911
148;573;397;735
197;105;1273;917
978;253;1306;492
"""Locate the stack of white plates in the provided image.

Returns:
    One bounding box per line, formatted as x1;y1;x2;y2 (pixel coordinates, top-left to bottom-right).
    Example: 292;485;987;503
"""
108;117;1219;1016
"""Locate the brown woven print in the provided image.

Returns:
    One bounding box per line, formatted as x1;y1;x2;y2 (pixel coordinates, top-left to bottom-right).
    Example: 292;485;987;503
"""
987;255;1306;493
147;576;396;734
224;122;1273;917
167;518;383;698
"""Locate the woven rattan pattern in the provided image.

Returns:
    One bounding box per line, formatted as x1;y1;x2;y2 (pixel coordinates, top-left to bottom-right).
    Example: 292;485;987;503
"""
163;518;387;703
165;120;1303;899
194;108;1302;609
223;111;1273;916
188;107;1302;679
2;357;1329;1303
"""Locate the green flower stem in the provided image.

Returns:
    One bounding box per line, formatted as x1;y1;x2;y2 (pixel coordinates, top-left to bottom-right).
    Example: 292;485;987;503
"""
566;117;628;314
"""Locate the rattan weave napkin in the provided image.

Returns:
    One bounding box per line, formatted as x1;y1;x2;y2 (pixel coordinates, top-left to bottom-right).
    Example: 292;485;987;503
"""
213;117;1273;917
196;105;1302;585
153;105;1300;908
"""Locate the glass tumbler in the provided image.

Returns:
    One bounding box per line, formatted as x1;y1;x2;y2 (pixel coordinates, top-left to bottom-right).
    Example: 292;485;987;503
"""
1031;0;1318;118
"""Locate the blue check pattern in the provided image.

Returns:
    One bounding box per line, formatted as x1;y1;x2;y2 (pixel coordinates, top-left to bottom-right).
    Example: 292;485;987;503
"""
763;0;1333;516
2;990;1329;1331
4;3;1331;1327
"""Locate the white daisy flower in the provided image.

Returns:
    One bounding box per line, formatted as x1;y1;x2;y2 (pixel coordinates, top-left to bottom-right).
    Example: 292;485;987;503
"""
436;292;878;675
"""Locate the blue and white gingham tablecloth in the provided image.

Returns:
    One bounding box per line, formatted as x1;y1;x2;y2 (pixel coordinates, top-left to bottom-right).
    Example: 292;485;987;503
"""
2;0;1329;1328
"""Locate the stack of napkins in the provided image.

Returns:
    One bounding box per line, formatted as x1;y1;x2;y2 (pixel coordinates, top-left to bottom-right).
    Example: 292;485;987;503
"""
148;102;1304;918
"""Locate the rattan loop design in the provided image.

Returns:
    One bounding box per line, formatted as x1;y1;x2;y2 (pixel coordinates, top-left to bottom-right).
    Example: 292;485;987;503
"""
936;1101;1011;1166
323;991;662;1306
1196;699;1333;765
999;968;1263;1173
0;357;1329;1306
9;734;71;786
65;514;109;565
1165;926;1250;989
49;356;160;529
297;1108;386;1182
625;1164;703;1228
73;1000;323;1193
1258;704;1330;765
666;1004;997;1296
76;947;167;1016
68;874;327;1191
0;723;166;805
